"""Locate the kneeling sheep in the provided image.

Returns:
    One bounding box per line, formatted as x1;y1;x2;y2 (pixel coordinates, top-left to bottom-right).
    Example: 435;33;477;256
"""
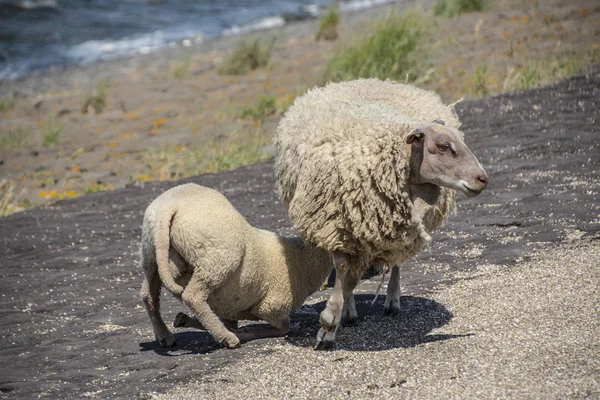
140;183;332;349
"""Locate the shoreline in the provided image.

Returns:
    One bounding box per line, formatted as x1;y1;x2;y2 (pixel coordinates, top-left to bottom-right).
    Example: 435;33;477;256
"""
0;0;404;84
0;1;405;96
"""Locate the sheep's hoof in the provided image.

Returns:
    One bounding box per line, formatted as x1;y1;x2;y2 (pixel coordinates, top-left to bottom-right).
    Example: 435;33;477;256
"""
384;300;401;316
314;328;336;351
342;315;357;326
221;334;241;349
173;312;190;328
158;333;176;347
319;308;338;330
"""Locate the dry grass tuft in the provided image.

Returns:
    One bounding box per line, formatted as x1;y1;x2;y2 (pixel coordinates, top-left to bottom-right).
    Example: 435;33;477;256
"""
0;180;24;217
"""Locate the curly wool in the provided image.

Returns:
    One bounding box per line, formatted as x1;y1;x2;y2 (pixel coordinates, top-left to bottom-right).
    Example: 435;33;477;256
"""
274;79;459;272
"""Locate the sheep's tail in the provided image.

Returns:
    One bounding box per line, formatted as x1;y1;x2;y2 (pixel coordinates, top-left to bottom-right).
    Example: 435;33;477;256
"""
154;205;185;296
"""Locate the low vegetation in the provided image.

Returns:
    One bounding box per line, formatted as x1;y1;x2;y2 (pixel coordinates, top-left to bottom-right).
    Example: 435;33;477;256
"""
84;182;115;194
240;94;277;121
322;11;426;83
467;50;594;98
0;92;17;113
470;64;489;97
517;51;593;89
0;129;29;150
41;117;63;147
81;81;109;114
217;38;273;75
0;179;23;217
434;0;486;17
316;4;340;41
138;129;272;182
170;57;192;79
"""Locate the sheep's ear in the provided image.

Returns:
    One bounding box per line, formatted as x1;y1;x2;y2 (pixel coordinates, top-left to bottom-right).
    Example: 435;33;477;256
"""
406;128;425;144
432;119;445;125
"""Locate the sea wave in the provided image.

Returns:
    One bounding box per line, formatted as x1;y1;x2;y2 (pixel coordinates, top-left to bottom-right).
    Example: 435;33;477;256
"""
67;30;204;65
1;0;400;81
221;0;396;38
339;0;396;12
0;0;58;12
223;15;286;37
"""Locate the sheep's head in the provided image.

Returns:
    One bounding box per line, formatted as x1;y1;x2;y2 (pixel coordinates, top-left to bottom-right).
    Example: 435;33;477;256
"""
406;121;488;197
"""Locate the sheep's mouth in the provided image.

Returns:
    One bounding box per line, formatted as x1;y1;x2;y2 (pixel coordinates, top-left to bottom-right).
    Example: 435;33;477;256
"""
463;184;483;197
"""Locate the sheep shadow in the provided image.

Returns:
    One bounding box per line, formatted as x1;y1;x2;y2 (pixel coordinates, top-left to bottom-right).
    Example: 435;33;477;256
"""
285;294;467;351
138;294;463;355
139;331;223;355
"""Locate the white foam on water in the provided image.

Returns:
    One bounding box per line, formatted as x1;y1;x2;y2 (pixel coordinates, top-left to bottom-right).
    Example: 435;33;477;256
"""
223;15;286;36
10;0;58;9
66;29;204;64
301;4;321;17
340;0;396;13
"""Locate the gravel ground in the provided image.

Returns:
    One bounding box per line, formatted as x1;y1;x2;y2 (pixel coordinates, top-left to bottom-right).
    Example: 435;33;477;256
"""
153;241;600;400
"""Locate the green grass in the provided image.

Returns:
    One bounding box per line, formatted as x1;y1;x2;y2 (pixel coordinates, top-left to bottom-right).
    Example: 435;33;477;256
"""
217;38;274;75
466;51;594;97
316;5;340;40
514;51;592;90
139;129;272;182
240;94;277;121
41;117;63;147
518;66;541;89
0;129;29;150
81;80;109;114
322;11;426;83
470;64;489;97
0;92;17;113
170;57;192;79
434;0;486;17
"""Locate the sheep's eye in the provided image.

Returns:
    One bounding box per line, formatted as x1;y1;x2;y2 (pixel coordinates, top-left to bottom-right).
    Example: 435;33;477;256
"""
437;143;450;151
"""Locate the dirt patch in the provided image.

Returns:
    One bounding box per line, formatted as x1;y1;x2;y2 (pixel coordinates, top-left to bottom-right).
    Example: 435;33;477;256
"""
0;68;599;398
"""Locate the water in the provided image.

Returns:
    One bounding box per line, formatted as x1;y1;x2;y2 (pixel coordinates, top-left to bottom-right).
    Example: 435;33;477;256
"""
0;0;395;80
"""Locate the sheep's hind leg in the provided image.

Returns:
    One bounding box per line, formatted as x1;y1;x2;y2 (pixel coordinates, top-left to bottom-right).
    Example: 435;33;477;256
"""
140;271;176;347
315;251;359;350
383;265;401;316
342;293;358;325
173;312;238;330
181;279;241;349
235;316;291;343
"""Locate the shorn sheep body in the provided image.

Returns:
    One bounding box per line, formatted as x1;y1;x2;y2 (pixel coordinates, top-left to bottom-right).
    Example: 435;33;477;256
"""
274;79;488;349
140;183;333;349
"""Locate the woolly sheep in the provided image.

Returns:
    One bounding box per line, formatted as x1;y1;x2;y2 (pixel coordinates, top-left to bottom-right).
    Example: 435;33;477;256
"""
274;79;488;349
139;183;333;349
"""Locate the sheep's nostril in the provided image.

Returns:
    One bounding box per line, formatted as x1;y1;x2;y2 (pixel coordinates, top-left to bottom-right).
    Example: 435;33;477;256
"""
477;175;488;185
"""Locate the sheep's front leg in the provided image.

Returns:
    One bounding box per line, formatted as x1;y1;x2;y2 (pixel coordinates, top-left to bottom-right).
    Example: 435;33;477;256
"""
384;265;401;316
182;279;240;349
315;251;357;350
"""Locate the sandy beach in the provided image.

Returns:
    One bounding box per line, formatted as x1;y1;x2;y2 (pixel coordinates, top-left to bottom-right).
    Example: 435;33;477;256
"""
1;0;599;212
